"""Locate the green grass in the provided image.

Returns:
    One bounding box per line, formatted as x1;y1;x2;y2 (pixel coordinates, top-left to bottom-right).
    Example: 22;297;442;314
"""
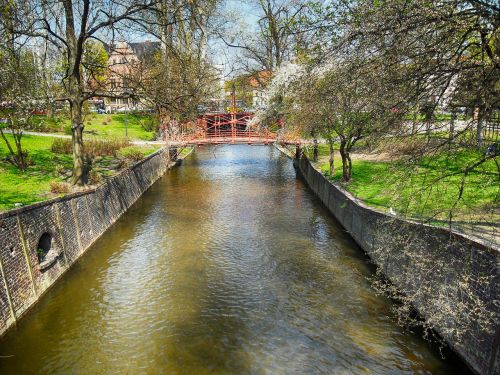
0;134;161;211
33;113;157;141
317;147;499;220
179;146;194;158
0;135;73;210
83;114;157;141
402;113;465;122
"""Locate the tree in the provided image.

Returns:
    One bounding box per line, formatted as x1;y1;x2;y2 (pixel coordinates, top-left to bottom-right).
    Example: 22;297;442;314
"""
0;19;42;171
220;0;324;76
0;0;163;185
82;40;109;90
279;55;406;181
336;0;500;147
125;0;221;128
328;0;499;225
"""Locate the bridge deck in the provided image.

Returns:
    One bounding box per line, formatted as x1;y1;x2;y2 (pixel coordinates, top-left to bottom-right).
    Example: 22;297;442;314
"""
182;136;277;145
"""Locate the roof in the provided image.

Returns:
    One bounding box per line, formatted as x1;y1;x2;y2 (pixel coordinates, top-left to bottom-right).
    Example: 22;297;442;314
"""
248;70;271;88
128;41;160;59
104;41;160;60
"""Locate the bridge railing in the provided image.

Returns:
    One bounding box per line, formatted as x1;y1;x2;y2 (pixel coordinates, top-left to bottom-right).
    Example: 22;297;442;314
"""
178;128;277;142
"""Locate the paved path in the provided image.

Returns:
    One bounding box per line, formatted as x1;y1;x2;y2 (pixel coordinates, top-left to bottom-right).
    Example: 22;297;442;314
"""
19;131;304;147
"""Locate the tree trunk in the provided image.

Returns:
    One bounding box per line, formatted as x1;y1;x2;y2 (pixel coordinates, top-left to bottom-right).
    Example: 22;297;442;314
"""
339;140;349;182
295;144;301;159
313;138;318;162
328;139;334;175
0;127;27;171
70;99;86;185
63;0;87;185
411;108;418;135
346;152;353;181
47;102;55;118
425;117;432;142
474;107;483;147
13;130;27;171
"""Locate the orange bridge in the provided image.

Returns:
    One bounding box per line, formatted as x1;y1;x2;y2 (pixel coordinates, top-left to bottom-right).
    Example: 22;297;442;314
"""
162;88;302;146
170;112;277;145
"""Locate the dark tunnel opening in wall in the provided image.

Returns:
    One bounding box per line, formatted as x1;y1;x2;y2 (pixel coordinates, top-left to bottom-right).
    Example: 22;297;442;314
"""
37;233;52;262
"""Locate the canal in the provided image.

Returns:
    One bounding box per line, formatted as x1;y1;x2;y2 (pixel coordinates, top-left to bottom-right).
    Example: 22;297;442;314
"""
0;145;469;374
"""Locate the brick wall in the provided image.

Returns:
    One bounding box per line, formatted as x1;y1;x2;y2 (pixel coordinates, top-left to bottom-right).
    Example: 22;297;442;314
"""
0;148;174;337
294;154;499;375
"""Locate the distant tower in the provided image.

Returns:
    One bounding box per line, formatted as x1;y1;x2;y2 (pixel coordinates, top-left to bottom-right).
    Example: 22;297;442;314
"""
213;63;226;111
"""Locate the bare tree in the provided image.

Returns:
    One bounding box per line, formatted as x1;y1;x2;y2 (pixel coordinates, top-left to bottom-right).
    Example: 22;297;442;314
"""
0;8;43;171
335;0;500;146
220;0;320;76
0;0;164;184
123;0;221;127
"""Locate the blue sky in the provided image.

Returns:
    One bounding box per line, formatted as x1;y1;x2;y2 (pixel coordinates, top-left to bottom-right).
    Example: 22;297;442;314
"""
209;0;260;76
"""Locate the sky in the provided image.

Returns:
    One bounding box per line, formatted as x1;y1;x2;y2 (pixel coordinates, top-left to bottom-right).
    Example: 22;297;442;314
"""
209;0;261;77
108;0;261;78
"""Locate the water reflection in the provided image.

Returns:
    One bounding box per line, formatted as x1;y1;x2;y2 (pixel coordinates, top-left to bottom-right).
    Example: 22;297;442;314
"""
0;145;469;374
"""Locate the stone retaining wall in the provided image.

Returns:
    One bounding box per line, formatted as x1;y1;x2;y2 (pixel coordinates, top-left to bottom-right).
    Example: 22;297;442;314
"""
294;154;499;375
0;148;175;337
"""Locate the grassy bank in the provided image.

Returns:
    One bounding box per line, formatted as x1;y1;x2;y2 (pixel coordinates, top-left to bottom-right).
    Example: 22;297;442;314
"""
0;134;160;211
83;114;157;140
305;143;498;222
33;113;157;141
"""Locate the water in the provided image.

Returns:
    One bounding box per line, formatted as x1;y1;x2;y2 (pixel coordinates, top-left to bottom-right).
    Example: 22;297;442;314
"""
0;145;469;374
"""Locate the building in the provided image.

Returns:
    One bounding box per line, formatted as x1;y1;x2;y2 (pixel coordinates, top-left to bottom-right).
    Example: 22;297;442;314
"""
248;70;271;108
223;70;271;111
94;41;160;112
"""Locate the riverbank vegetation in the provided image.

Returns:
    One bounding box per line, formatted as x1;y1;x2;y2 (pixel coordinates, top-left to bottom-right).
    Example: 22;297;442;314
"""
0;134;159;211
303;142;498;224
1;0;220;185
259;0;498;234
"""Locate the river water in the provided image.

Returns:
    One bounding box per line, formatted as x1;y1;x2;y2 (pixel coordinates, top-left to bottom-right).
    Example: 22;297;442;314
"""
0;145;469;374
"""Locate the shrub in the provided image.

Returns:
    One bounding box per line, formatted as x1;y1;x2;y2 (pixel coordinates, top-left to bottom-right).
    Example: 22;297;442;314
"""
86;138;130;158
51;138;130;157
117;158;130;169
49;181;71;194
54;164;66;177
63;124;72;135
140;117;159;132
51;138;73;154
376;137;428;157
118;146;145;162
88;170;102;185
31;116;64;133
